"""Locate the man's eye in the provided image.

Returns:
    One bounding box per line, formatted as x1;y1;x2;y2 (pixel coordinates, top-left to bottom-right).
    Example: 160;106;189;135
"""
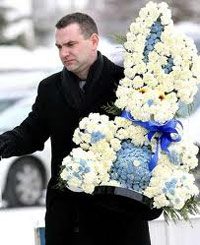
68;43;74;47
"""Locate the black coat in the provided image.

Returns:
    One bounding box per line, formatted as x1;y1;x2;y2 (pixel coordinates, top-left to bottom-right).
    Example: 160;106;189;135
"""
0;53;161;245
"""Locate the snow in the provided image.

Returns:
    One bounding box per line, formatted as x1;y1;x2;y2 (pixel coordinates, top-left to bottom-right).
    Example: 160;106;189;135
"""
175;21;200;41
0;207;45;245
180;109;200;145
0;0;32;16
0;45;62;71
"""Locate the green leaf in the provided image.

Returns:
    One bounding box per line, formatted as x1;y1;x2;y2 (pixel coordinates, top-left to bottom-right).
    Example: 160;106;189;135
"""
163;197;200;224
54;165;68;191
102;102;121;116
110;34;127;45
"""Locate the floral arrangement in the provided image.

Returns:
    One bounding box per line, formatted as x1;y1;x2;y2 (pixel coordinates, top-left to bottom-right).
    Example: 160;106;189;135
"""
60;1;200;221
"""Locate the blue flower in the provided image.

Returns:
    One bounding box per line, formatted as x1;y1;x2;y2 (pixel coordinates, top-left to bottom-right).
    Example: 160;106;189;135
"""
168;150;180;165
162;56;174;74
85;167;90;173
164;178;177;195
74;172;81;179
90;131;105;144
143;18;164;64
78;166;84;171
147;99;154;106
147;44;154;51
80;159;87;166
110;140;152;192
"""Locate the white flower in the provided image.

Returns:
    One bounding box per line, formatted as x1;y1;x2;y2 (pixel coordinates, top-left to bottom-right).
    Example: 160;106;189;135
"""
102;180;121;187
133;160;140;167
129;22;141;34
132;76;144;88
68;177;82;189
82;183;95;194
153;194;170;208
124;68;137;79
114;117;132;128
60;168;68;180
110;138;121;151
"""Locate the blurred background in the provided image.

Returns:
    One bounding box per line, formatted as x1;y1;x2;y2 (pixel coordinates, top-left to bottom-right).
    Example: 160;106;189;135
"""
0;0;200;244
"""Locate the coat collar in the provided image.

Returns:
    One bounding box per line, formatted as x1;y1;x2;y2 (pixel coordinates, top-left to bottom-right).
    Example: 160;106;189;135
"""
60;51;104;111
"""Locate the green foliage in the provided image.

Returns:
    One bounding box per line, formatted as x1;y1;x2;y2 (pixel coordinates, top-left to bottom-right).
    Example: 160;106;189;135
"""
54;165;68;191
163;196;200;224
102;102;121;116
111;34;127;45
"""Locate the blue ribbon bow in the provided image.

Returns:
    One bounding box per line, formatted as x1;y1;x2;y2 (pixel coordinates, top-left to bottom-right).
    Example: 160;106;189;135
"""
121;110;183;171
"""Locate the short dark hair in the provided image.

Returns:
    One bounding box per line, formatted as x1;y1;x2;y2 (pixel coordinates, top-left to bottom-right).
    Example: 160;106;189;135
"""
55;12;98;38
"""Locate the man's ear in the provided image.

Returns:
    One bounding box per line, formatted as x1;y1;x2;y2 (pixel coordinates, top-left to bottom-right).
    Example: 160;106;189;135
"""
90;33;99;50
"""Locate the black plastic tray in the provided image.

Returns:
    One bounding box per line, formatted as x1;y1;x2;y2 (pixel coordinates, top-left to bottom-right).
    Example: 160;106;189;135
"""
94;186;153;209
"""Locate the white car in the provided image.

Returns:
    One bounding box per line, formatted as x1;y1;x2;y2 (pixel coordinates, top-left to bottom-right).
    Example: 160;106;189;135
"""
0;94;51;207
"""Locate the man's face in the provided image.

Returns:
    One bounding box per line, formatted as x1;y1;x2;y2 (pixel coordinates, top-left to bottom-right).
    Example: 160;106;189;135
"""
55;23;98;78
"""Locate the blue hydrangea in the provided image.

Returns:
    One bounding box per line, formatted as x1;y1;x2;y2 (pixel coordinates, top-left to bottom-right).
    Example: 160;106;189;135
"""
162;56;174;74
66;158;92;182
143;19;164;63
110;140;152;193
162;178;177;195
168;150;180;165
90;131;105;144
147;99;154;106
142;18;175;73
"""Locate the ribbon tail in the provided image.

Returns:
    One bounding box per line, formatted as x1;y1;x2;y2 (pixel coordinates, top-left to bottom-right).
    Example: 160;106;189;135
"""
149;142;159;171
148;131;156;141
160;136;171;153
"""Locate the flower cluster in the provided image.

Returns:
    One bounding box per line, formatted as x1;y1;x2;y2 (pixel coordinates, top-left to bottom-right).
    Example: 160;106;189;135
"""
144;133;199;210
115;1;200;123
61;113;199;213
61;114;150;194
144;164;199;210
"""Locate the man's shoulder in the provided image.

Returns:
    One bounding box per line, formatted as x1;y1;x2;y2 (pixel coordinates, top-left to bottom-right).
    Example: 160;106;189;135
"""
38;71;62;90
102;55;124;81
103;55;124;74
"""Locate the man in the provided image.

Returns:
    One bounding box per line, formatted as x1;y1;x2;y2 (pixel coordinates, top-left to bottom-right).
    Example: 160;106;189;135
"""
0;13;161;245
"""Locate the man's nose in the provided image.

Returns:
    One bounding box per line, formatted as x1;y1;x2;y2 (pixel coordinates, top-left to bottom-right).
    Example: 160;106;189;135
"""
61;47;70;58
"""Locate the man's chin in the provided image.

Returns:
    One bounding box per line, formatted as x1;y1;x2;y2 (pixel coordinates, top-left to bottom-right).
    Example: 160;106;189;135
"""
64;65;75;71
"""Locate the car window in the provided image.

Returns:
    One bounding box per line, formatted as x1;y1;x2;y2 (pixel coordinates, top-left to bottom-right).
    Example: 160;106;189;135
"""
0;103;31;131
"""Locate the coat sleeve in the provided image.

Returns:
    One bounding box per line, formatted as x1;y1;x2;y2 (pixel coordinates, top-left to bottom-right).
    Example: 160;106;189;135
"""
0;81;50;158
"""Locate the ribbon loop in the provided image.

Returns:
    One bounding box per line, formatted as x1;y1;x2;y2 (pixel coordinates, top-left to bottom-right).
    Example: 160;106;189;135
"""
121;110;182;171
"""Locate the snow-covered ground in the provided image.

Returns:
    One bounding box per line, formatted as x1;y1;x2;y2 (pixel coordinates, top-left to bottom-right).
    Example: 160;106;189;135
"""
0;45;62;72
0;207;45;245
